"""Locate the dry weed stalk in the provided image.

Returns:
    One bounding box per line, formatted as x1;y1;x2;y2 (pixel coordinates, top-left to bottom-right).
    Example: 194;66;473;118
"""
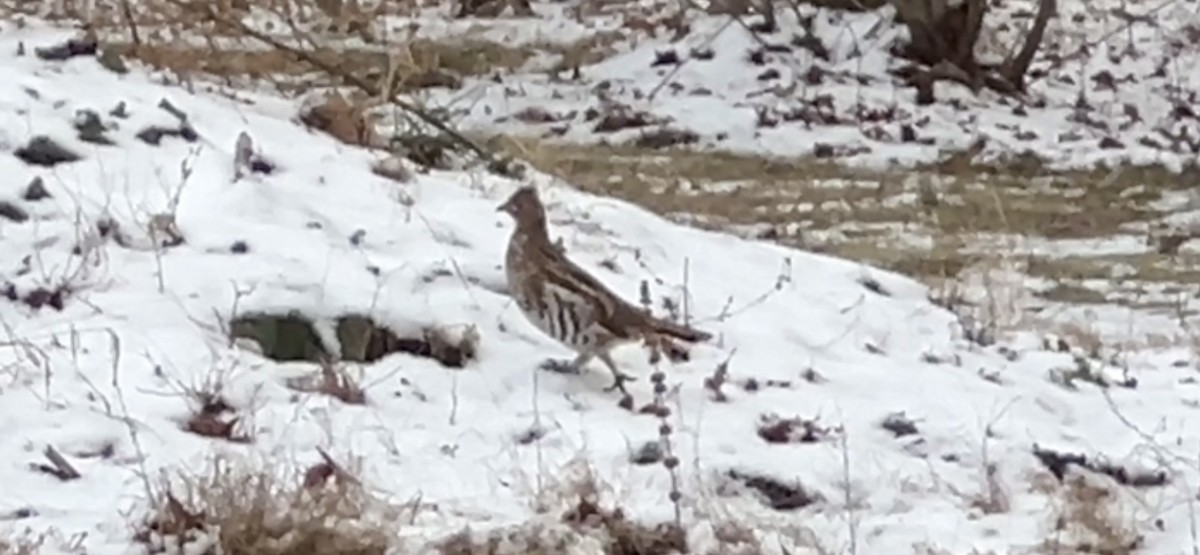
171;357;253;443
648;370;686;544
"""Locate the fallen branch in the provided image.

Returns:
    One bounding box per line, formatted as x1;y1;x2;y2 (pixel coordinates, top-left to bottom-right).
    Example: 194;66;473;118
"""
32;445;82;481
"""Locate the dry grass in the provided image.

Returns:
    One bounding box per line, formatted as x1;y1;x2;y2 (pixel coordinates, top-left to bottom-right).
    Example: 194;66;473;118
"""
1027;254;1200;285
496;137;1195;241
1040;475;1144;555
0;533;43;555
431;472;688;555
105;38;541;88
426;458;820;555
135;454;402;555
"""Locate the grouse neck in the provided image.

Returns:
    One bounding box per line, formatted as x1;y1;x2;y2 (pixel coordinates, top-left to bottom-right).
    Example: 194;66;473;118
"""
517;211;551;241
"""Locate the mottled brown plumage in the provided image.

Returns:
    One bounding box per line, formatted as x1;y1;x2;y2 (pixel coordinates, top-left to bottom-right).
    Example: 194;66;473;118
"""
498;186;712;393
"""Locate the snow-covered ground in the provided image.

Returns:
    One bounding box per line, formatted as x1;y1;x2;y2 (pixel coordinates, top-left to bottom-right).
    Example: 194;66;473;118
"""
413;0;1200;171
2;12;1200;555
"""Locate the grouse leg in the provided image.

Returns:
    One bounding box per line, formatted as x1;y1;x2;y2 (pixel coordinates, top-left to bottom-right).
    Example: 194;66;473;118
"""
596;350;636;394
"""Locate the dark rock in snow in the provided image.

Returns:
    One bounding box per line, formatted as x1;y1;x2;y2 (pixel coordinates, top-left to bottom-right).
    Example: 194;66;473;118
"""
727;470;822;511
34;35;99;61
14;136;81;167
136;125;199;146
0;201;28;222
249;158;274;174
74;110;114;145
23;177;50;201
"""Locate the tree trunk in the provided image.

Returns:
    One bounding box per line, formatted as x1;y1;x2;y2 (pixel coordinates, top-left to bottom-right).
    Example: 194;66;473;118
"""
1001;0;1055;90
890;0;984;69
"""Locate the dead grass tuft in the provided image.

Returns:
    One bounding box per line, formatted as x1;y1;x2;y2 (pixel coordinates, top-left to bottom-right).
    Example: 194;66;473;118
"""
433;526;575;555
560;494;687;555
285;359;368;405
430;463;686;555
1040;475;1144;555
0;532;43;555
299;91;381;148
135;454;400;555
182;386;252;443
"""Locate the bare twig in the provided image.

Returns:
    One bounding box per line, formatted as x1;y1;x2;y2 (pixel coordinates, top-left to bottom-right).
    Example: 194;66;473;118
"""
32;445;82;481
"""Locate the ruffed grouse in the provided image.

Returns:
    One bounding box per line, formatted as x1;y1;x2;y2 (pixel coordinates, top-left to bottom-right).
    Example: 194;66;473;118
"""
498;186;713;393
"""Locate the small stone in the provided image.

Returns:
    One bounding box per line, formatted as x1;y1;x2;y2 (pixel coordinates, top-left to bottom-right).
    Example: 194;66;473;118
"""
14;136;81;167
23;177;50;201
74;109;114;145
630;441;664;465
881;412;919;437
34;35;98;61
0;201;29;222
179;125;199;142
249;158;274;174
136;127;166;145
652;50;681;67
97;48;128;74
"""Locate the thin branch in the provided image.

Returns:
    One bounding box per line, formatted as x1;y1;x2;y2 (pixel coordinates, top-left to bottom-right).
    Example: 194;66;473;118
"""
33;445;82;481
163;0;495;164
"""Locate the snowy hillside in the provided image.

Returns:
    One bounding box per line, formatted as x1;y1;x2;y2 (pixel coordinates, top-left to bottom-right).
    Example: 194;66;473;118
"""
419;0;1200;170
1;18;1199;555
